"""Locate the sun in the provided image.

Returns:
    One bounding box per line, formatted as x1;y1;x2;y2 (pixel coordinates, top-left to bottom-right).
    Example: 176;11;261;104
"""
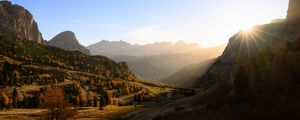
241;24;254;32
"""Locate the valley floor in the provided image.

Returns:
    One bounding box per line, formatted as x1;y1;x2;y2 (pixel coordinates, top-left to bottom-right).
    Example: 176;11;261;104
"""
0;88;191;120
0;105;144;120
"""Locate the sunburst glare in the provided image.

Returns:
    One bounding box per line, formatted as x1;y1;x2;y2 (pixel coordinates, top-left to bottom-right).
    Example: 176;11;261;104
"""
241;24;255;32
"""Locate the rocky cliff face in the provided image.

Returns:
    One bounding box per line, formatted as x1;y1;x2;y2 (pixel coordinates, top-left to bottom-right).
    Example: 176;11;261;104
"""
0;1;43;43
194;0;300;88
287;0;300;24
48;31;90;55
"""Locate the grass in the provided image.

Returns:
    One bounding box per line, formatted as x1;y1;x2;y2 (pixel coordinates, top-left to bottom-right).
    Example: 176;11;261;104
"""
0;105;144;120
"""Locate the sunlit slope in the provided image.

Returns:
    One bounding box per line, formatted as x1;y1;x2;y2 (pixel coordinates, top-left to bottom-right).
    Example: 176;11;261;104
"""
0;33;135;81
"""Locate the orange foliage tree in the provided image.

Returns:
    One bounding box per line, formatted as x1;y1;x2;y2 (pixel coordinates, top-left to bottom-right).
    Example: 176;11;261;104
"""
43;87;76;120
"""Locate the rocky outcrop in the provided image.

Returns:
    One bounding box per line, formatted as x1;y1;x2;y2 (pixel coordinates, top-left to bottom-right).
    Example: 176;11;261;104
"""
48;31;90;55
286;0;300;24
0;1;43;43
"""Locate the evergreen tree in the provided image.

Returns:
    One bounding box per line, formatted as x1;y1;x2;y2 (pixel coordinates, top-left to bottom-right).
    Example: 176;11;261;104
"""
12;88;18;108
93;96;98;107
137;94;142;103
99;94;106;110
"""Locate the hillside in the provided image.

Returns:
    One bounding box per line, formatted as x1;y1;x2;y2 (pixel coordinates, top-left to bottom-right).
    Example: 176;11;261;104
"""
194;21;286;88
48;31;90;55
0;33;166;109
162;58;216;88
0;33;133;79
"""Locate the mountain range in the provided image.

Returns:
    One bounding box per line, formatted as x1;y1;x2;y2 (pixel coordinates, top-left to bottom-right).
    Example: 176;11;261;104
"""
88;40;202;57
87;40;225;80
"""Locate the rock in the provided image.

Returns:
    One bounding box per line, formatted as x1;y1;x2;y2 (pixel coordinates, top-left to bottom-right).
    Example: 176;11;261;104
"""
48;31;90;55
286;0;300;25
0;1;43;43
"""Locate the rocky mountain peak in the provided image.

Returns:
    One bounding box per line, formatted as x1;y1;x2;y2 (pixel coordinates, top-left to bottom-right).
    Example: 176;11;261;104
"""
48;31;90;55
50;31;77;43
0;1;43;43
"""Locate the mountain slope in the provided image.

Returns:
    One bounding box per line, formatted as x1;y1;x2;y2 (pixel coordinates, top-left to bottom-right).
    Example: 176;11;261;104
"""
0;33;133;80
194;21;286;88
48;31;90;55
0;1;43;43
162;58;216;88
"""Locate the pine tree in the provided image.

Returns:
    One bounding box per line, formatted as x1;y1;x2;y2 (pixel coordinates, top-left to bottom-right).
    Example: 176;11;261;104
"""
99;94;106;110
93;96;98;107
12;88;18;108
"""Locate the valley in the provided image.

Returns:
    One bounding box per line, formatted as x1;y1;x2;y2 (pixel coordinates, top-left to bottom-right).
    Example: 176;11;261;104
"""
1;0;300;120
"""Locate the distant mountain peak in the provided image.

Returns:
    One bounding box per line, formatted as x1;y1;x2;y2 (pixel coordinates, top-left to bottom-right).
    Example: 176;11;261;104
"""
51;31;77;43
48;31;90;55
87;39;212;58
60;30;75;35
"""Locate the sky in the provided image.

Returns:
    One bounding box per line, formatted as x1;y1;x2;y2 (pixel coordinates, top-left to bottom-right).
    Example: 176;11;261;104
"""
11;0;289;47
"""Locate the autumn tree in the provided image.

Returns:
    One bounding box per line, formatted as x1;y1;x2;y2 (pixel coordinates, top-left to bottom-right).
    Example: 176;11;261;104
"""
43;87;75;120
0;92;9;108
79;89;87;107
12;70;20;85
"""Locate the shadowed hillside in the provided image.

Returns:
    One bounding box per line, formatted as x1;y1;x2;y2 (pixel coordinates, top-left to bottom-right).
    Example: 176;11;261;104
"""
163;58;216;88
